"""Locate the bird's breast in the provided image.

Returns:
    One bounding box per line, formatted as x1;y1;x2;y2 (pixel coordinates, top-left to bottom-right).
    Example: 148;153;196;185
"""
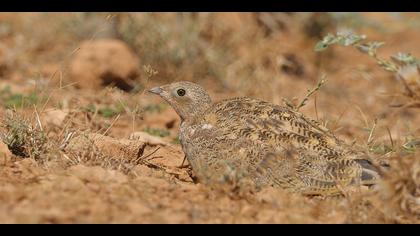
181;121;215;137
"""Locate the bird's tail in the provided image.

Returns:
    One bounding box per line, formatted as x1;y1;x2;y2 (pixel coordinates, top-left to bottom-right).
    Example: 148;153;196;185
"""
354;159;382;186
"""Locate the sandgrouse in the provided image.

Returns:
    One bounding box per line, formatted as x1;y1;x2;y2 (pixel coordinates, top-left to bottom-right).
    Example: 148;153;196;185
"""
149;81;379;195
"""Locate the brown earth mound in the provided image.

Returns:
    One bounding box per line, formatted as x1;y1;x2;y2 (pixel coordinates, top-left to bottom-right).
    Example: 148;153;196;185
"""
69;39;141;91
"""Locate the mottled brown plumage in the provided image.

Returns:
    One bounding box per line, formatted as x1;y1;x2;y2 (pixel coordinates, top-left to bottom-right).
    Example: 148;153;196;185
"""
149;81;379;195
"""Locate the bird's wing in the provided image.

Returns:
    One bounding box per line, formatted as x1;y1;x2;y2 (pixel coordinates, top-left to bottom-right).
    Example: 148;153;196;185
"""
217;98;349;160
256;146;365;195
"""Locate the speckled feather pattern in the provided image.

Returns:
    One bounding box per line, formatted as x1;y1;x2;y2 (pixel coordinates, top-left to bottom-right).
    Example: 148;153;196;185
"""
150;81;378;195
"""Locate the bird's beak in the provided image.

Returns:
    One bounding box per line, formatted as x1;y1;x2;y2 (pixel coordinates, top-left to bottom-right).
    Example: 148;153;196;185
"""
148;86;163;95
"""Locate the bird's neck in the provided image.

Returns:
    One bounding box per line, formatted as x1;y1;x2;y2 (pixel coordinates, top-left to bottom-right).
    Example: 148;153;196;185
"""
178;99;212;122
183;104;211;122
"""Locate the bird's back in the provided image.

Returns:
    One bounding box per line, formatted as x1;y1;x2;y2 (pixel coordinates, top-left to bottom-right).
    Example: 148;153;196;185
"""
180;97;378;195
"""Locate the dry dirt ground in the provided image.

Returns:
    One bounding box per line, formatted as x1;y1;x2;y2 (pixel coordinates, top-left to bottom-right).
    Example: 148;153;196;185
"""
0;13;419;223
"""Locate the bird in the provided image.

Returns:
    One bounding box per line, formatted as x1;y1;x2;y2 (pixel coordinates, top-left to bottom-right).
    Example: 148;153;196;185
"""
148;81;379;195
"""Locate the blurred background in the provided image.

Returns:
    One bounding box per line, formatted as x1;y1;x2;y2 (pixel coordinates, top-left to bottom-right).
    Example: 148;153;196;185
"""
0;13;419;139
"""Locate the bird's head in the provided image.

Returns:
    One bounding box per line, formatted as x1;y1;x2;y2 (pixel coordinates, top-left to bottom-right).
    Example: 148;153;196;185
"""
148;81;212;121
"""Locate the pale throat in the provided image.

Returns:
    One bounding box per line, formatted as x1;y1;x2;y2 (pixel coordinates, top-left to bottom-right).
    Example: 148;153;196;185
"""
176;100;212;121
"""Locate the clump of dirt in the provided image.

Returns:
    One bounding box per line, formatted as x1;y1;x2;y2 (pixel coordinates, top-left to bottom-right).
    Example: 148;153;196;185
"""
377;154;420;222
0;141;12;164
65;132;147;161
0;43;9;77
69;39;141;91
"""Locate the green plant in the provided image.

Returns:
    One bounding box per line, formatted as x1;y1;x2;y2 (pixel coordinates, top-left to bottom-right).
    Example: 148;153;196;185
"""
172;137;180;144
98;107;119;118
0;86;39;109
142;127;170;138
1;111;48;160
282;75;327;111
315;31;420;102
402;137;420;153
143;103;168;114
83;103;126;118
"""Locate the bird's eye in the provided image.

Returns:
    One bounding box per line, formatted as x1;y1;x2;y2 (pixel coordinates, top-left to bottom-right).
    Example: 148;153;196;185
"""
177;89;186;96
